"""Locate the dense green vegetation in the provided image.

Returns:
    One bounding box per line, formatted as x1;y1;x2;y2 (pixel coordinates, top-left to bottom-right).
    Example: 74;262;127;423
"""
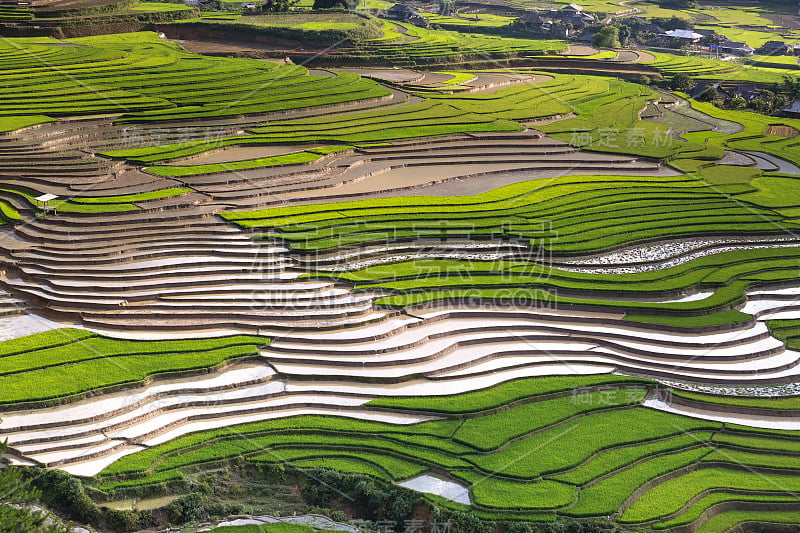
0;33;390;124
222;171;800;325
0;329;270;407
108;74;703;165
94;374;800;530
6;8;800;532
335;22;566;63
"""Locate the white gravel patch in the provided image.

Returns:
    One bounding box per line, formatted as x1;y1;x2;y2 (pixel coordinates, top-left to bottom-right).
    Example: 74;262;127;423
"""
759;310;800;321
322;250;521;272
646;377;800;397
644;397;800;430
0;313;69;342
750;285;800;296
399;474;470;505
144;407;434;447
554;237;800;274
312;241;528;272
201;514;356;532
0;363;275;430
60;445;147;477
655;291;714;303
741;298;800;315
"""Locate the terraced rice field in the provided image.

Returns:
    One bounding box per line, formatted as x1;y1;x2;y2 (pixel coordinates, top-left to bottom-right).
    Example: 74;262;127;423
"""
335;22;567;65
4;28;800;533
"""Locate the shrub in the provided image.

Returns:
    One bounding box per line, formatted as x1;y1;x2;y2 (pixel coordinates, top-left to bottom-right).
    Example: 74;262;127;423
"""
592;27;620;49
670;72;693;91
33;469;100;525
167;493;207;524
104;509;141;532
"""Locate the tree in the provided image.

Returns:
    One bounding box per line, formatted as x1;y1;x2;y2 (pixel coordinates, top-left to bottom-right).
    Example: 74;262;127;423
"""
168;493;207;524
260;0;295;12
592;26;620;49
658;0;695;9
199;0;222;11
700;86;717;102
313;0;353;9
771;92;788;112
670;72;693;92
729;94;746;109
0;442;70;533
783;74;800;99
652;16;692;30
617;24;630;47
748;98;770;112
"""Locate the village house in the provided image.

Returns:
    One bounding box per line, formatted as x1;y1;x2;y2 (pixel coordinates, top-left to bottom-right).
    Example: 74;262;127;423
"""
384;3;418;21
760;40;792;55
519;12;552;32
720;40;755;56
731;84;762;102
687;81;730;101
518;5;594;37
661;28;703;45
782;99;800;118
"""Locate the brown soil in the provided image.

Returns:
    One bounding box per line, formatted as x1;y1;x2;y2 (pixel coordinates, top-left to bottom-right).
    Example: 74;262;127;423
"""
767;124;800;137
762;11;800;31
521;113;577;126
614;50;640;62
561;44;600;56
636;50;656;62
169;38;298;55
167;145;318;166
340;68;426;83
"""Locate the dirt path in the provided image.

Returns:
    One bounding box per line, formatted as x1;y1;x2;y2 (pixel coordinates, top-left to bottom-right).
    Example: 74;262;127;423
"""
561;44;600;56
611;50;640;62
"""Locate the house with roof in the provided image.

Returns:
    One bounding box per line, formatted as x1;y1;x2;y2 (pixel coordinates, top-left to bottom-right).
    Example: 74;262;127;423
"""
783;99;800;118
564;13;592;29
384;3;418;21
406;12;429;27
622;15;647;25
559;3;583;13
695;28;725;43
760;41;792;55
519;12;552;31
661;28;703;44
731;84;761;101
720;40;755;56
687;82;730;101
549;23;571;37
640;23;665;34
